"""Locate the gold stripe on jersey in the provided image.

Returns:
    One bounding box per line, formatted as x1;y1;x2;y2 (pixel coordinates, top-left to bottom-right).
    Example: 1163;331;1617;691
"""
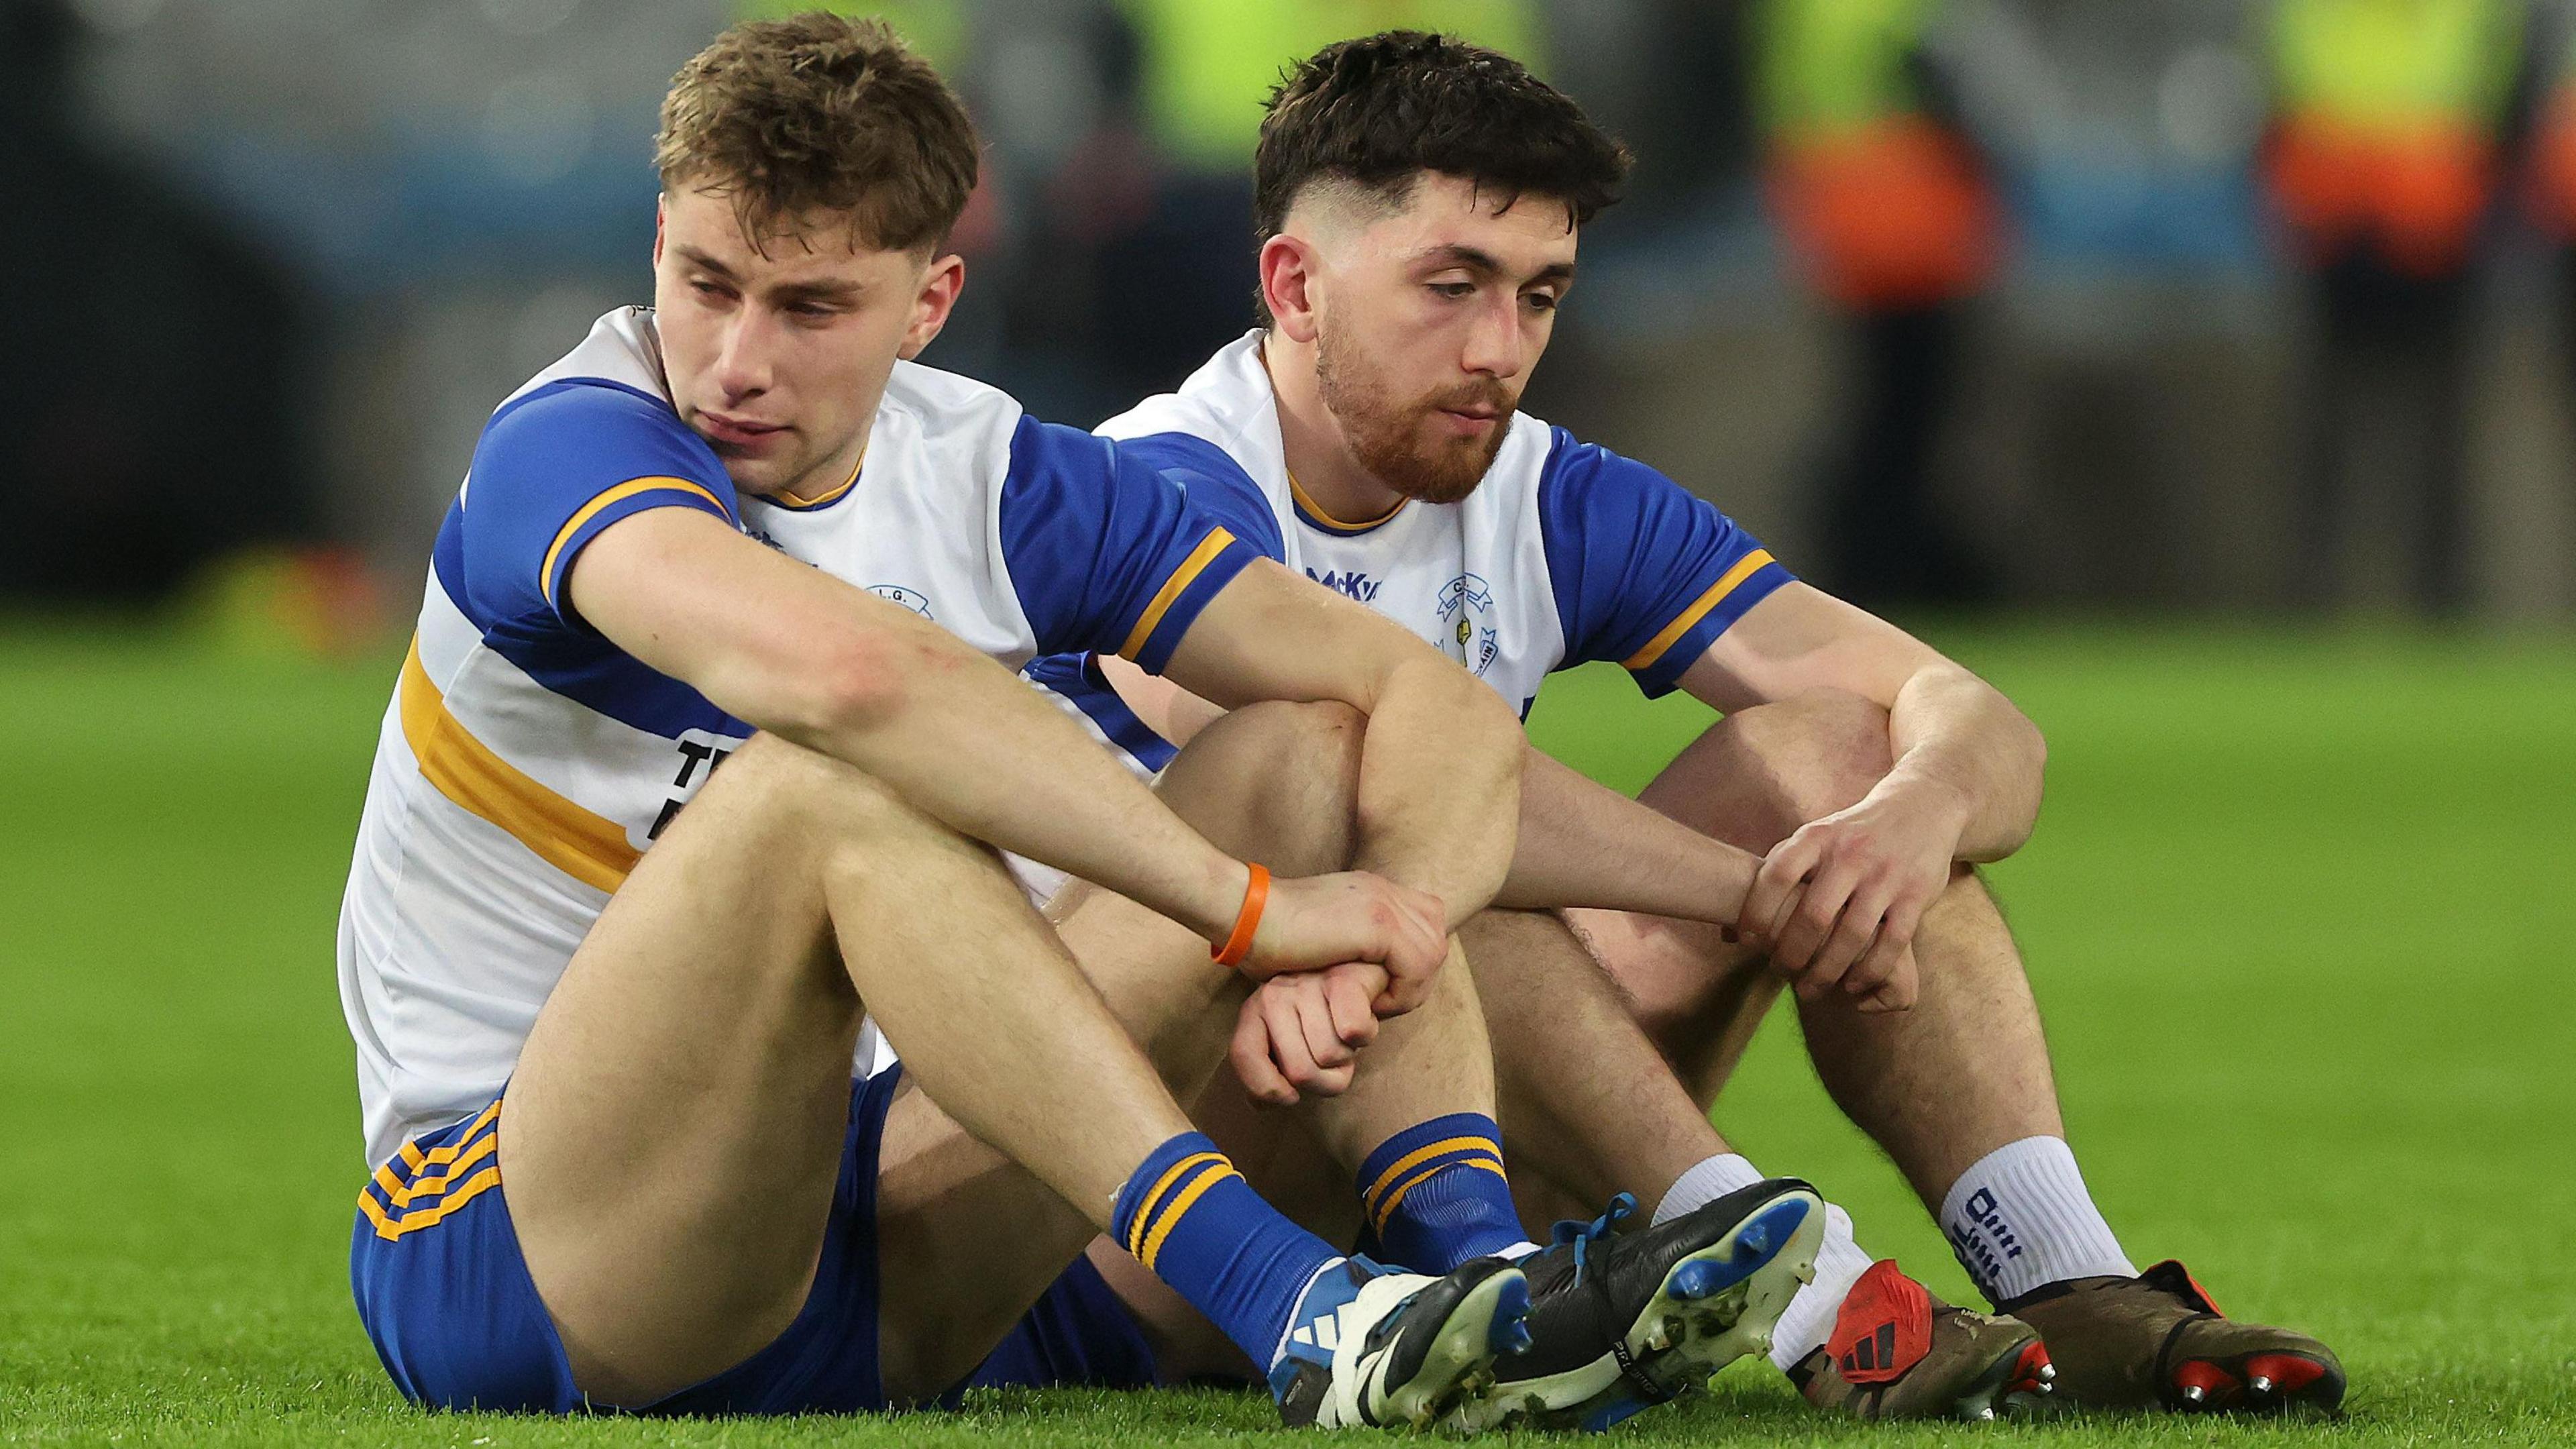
399;639;642;893
1623;549;1776;674
1116;527;1238;661
537;476;732;608
1288;468;1407;534
771;447;866;509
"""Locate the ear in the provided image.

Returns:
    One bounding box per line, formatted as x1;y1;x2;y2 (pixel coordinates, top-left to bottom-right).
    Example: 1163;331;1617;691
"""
1259;233;1324;345
898;253;967;360
652;198;667;268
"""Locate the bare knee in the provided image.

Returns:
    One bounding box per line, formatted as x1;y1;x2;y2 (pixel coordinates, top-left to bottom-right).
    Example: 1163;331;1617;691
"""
1646;690;1893;854
1158;700;1366;873
697;732;930;848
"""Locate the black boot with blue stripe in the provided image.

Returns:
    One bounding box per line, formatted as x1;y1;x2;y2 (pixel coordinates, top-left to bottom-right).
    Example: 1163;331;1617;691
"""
1449;1179;1826;1432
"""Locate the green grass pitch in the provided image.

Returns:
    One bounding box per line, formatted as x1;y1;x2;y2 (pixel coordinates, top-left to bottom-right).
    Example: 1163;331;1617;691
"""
2;623;2571;1446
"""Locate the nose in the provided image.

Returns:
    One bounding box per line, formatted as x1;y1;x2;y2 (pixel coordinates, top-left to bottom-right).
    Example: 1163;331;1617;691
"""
1460;293;1528;383
710;308;777;402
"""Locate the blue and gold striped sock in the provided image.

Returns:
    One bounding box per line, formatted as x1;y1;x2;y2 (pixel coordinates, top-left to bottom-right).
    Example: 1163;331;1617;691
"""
1356;1112;1534;1273
1112;1132;1340;1368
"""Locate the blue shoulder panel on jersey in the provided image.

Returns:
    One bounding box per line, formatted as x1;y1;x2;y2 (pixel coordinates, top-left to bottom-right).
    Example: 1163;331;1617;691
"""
433;497;747;740
1111;431;1288;561
458;378;741;635
1024;653;1180;774
998;417;1260;674
1537;429;1792;698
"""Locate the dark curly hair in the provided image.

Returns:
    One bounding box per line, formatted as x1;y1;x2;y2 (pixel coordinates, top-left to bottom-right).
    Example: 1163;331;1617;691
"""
1254;31;1631;246
655;12;977;254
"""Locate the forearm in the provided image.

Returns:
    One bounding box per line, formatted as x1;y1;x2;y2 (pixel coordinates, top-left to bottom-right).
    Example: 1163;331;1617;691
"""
572;512;1250;938
775;622;1246;939
1347;656;1522;927
1493;746;1758;921
1877;663;2046;861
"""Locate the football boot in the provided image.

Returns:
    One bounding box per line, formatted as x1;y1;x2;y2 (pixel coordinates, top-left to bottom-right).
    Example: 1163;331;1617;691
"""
1269;1254;1530;1430
1787;1259;2056;1420
2000;1260;2345;1415
1448;1180;1824;1432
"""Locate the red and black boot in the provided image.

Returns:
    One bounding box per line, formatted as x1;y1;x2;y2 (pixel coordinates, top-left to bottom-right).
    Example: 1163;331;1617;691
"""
1787;1260;2056;1420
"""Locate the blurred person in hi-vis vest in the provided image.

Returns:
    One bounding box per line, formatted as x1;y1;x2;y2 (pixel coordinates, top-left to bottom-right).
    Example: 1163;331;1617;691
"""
2261;0;2528;614
1756;0;2004;610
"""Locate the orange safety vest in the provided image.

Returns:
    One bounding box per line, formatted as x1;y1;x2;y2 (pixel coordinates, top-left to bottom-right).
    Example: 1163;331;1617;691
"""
2263;0;2521;277
1766;117;2000;310
1756;0;2000;310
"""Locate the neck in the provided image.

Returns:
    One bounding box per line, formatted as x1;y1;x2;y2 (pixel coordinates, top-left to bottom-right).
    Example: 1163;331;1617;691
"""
766;423;871;508
1261;332;1407;527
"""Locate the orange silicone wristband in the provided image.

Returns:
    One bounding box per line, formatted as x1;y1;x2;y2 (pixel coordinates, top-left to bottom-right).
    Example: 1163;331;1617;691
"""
1212;863;1271;967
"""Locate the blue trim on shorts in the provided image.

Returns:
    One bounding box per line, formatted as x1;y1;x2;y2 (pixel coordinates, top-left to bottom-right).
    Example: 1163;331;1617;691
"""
351;1071;909;1414
350;1066;1161;1415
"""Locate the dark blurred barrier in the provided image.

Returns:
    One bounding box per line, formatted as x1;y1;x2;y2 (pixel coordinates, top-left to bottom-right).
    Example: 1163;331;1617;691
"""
0;0;315;604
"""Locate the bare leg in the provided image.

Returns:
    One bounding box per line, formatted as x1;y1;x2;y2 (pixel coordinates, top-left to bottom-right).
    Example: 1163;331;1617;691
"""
1570;690;2066;1213
504;731;1210;1405
1794;871;2063;1207
1461;907;1732;1232
871;700;1505;1400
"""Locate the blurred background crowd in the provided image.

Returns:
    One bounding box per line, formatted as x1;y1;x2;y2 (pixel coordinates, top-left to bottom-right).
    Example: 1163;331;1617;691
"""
8;0;2576;634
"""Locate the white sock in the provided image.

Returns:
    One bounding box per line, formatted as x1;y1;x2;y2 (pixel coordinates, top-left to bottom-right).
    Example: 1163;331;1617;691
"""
1651;1152;1875;1371
1650;1150;1765;1226
1939;1135;2136;1305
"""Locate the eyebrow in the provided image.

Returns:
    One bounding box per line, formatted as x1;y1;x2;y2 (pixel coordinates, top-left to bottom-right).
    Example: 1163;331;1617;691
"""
674;245;865;301
1417;243;1576;287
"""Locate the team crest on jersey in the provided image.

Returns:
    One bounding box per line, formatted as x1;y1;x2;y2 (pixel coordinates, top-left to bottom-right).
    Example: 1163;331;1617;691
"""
1435;573;1500;676
866;584;933;618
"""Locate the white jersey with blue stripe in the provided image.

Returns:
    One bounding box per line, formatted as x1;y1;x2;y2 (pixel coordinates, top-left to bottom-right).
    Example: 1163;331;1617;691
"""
338;307;1258;1167
1038;330;1792;775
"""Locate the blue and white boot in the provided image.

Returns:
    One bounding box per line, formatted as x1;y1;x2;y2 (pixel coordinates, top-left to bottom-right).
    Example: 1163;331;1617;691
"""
1269;1254;1532;1429
1448;1179;1825;1432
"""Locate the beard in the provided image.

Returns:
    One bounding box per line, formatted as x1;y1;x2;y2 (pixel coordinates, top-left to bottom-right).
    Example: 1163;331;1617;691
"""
1314;319;1514;506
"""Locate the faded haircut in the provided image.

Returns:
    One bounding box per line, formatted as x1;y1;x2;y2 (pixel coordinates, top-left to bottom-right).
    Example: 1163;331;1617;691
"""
1255;30;1631;248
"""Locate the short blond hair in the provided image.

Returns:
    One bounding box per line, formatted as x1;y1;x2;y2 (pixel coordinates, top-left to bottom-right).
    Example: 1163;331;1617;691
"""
654;12;978;252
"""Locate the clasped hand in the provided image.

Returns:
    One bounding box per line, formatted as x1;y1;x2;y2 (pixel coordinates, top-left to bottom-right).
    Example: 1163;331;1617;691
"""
1223;870;1446;1105
1735;784;1966;1014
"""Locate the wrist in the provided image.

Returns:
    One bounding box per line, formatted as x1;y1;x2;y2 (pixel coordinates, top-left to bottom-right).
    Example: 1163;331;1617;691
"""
1212;863;1271;967
1186;855;1254;943
1357;858;1463;934
1884;765;1976;849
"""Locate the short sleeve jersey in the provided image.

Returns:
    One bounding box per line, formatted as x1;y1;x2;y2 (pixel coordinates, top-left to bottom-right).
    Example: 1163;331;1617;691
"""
1033;331;1792;774
338;308;1257;1168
